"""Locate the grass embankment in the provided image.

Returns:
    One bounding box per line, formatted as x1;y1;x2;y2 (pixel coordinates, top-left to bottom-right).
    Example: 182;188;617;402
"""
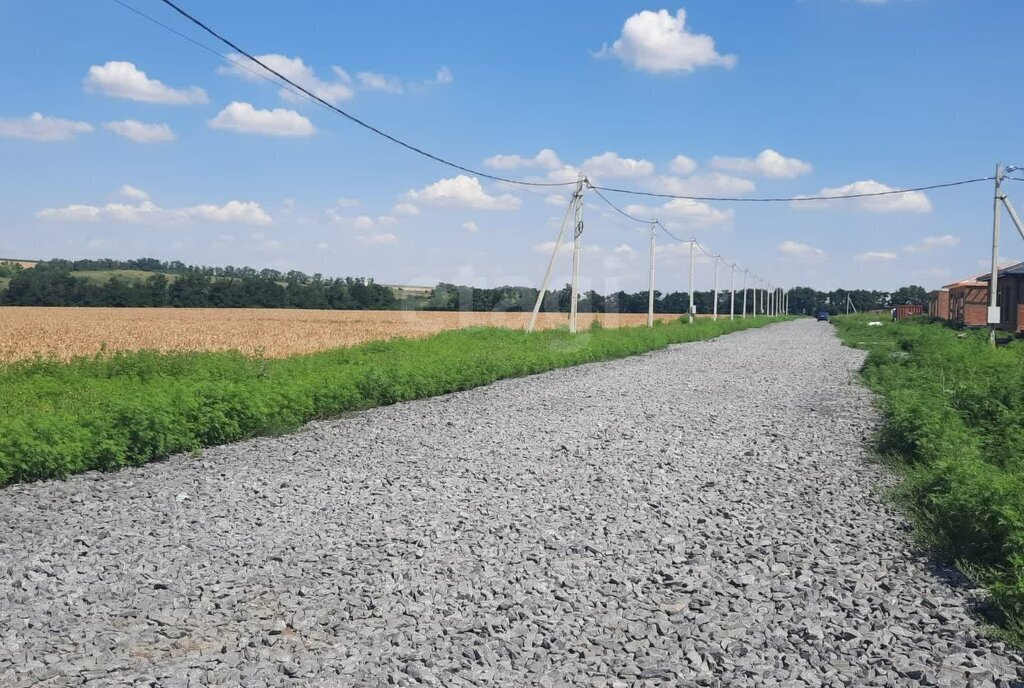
835;315;1024;641
0;316;786;487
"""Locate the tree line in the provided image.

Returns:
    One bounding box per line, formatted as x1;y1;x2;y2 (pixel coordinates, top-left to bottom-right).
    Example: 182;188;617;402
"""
0;258;931;314
0;262;397;309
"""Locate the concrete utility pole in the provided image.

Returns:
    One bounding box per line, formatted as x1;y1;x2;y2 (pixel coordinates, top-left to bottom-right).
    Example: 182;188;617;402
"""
528;192;575;333
987;163;1024;346
729;263;736;320
761;283;766;316
569;176;584;333
647;222;656;328
742;269;748;318
712;255;720;320
687;240;695;324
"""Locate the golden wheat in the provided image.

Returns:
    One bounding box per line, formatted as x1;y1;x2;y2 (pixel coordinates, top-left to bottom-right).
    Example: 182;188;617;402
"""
0;307;691;362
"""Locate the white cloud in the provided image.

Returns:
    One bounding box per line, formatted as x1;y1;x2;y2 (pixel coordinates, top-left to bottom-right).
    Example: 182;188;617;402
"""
669;155;698;175
644;173;755;197
582;152;654;178
85;61;207;104
778;240;826;261
484;148;563;170
626;198;733;227
545;193;568;207
903;234;960;253
392;202;420;216
357;71;404;94
597;9;737;73
37;190;271;226
357;232;397;245
405;175;521;210
377;215;398;227
220;53;353;105
710;149;812;178
119;184;149;201
209;102;315;137
0;113;93;141
613;244;637;260
547;165;583;184
336;197;361;208
185;201;272;225
353;215;376;229
854;251;898;262
792;179;932;213
462;221;479;233
104;120;174;143
431;67;454;85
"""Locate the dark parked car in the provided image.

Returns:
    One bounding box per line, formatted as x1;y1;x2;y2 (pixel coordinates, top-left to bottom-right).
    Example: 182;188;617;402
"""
816;311;830;322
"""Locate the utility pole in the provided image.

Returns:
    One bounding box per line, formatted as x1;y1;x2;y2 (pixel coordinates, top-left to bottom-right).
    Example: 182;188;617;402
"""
647;221;656;328
528;192;575;333
569;176;584;333
742;269;748;318
712;255;720;320
729;263;736;320
687;239;695;324
987;163;1024;346
761;283;766;316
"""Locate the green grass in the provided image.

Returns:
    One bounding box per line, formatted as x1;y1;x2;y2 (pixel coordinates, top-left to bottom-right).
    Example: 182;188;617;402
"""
834;314;1024;642
0;316;787;487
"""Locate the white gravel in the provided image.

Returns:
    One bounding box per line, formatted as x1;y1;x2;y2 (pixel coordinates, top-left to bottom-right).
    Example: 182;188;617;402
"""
1;319;1021;687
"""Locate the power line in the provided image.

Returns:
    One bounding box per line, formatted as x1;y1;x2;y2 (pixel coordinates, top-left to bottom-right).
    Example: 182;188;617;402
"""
148;0;577;188
112;0;322;109
589;176;993;203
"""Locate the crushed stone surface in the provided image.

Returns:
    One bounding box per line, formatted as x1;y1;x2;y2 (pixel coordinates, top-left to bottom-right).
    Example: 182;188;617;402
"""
2;319;1022;687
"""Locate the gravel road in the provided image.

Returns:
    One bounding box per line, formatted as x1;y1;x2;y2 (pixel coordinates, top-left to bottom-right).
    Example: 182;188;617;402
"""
1;319;1021;687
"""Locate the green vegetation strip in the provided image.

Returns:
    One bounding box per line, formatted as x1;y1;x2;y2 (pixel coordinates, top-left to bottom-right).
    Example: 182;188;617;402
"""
835;315;1024;642
0;317;785;487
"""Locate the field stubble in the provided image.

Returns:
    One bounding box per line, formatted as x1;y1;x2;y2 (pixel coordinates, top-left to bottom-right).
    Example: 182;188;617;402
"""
0;307;694;362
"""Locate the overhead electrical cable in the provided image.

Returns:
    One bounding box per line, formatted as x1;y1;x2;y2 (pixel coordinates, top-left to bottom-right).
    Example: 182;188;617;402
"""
146;0;578;188
119;1;992;202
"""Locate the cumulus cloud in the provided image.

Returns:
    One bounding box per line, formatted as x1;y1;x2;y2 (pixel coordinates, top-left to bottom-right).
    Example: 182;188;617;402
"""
462;221;479;233
484;148;563;170
582;152;654;178
854;251;898;262
104;119;174;143
357;71;404;94
353;215;376;229
85;61;207;104
669;155;698;175
119;184;149;201
643;173;755;197
596;9;736;73
778;240;826;261
391;202;420;216
36;189;271;226
710;149;812;178
0;113;93;141
209;102;315;136
405;175;521;210
545;194;568;207
614;244;637;260
903;234;960;253
792;179;932;213
220;54;354;105
625;198;733;228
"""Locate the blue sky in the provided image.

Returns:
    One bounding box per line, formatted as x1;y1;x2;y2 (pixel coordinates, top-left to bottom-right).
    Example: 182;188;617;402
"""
1;0;1022;293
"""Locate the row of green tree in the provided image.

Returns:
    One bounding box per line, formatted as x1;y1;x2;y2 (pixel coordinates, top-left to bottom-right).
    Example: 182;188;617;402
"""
0;258;931;314
0;263;397;309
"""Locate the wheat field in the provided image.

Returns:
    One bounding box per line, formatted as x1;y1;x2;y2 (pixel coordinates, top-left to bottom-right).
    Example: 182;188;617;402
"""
0;307;690;362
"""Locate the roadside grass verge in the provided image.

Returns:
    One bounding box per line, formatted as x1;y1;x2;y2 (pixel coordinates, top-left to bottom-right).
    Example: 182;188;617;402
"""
834;314;1024;643
0;316;787;487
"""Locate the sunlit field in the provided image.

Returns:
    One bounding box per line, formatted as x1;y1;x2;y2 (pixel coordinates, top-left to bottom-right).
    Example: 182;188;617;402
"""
0;307;698;362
